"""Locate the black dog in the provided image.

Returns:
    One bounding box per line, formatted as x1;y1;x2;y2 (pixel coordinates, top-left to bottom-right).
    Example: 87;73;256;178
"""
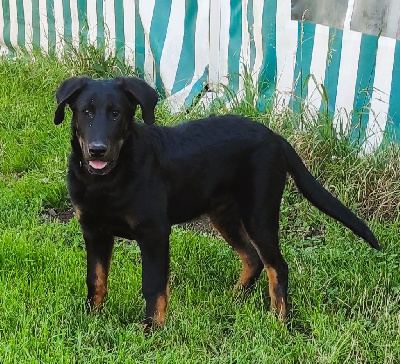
54;77;380;329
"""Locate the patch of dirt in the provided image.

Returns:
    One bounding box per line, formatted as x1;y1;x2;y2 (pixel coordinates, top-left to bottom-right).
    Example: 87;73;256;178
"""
42;207;75;224
304;227;324;239
179;215;219;237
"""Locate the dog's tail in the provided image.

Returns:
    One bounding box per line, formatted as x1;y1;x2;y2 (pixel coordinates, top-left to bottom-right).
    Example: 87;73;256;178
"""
279;136;380;250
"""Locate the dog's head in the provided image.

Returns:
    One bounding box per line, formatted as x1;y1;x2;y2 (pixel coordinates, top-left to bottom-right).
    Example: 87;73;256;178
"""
54;77;158;175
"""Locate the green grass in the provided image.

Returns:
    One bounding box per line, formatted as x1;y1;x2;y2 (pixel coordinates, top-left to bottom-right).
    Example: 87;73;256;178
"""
0;51;399;363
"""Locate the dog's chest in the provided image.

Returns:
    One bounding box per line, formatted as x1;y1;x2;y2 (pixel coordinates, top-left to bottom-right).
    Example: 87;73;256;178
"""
74;185;157;240
79;199;138;240
102;215;137;240
82;187;126;210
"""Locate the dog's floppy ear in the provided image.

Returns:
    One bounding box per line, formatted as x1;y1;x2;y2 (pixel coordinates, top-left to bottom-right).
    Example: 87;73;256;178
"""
116;77;159;124
54;77;89;125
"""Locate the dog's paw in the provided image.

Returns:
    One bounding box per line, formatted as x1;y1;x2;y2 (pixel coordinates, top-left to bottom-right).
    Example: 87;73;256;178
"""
233;281;256;294
141;317;155;334
85;298;104;315
141;316;166;334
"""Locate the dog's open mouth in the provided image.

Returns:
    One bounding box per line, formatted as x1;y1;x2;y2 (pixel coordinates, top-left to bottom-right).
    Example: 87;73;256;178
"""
89;160;108;170
85;160;115;175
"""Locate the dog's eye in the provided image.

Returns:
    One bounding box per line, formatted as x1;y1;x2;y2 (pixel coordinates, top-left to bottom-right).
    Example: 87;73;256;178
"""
83;109;94;118
112;110;119;119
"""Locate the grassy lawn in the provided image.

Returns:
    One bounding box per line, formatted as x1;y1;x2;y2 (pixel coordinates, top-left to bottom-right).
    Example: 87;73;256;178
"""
0;52;399;363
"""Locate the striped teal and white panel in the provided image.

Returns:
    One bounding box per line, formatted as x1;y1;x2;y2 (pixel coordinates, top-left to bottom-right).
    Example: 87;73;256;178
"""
1;0;400;149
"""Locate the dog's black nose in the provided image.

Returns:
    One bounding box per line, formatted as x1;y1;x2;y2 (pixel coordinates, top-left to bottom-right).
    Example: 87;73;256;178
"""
88;142;108;157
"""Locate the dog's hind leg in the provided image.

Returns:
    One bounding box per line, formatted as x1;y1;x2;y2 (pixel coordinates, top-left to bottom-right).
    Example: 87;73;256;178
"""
240;164;289;320
208;198;264;290
242;210;289;319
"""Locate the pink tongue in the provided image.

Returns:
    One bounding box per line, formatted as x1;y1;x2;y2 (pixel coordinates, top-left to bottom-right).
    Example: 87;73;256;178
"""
89;160;108;169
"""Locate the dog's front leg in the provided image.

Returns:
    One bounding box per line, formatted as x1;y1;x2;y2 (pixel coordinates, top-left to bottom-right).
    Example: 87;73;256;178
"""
138;228;170;331
82;226;114;311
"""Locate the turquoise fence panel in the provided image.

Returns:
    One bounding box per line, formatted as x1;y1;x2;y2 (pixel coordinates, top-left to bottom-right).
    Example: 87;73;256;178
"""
0;0;400;151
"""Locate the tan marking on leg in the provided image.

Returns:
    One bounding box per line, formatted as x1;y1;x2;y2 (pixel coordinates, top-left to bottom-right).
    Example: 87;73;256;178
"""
211;220;259;290
153;285;169;327
266;266;286;320
93;263;108;308
234;249;256;290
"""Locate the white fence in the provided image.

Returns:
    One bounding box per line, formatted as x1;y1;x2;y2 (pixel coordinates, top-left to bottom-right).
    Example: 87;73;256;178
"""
1;0;400;150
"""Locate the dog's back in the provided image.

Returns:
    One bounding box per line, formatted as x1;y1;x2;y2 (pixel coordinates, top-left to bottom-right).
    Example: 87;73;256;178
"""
145;116;278;224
